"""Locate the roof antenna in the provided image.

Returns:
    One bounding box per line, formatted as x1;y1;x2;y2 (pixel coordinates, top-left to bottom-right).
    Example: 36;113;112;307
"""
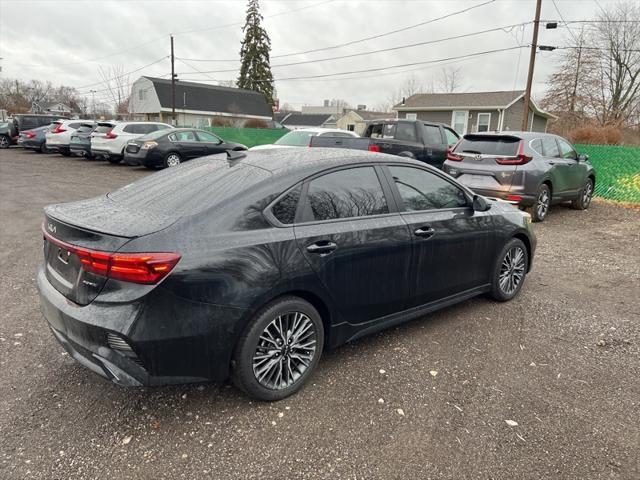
226;150;247;163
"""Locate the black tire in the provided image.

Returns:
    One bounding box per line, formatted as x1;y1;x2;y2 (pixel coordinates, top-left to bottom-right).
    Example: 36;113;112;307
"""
527;183;551;222
60;148;71;157
488;238;529;302
0;134;10;149
571;177;594;210
232;296;324;401
107;156;122;164
38;143;47;154
164;152;182;167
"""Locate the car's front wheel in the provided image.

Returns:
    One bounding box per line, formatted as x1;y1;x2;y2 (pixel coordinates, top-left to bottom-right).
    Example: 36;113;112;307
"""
233;296;324;401
489;238;529;302
571;178;594;210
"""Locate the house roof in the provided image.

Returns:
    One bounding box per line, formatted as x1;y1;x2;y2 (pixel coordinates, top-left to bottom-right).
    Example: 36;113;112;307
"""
280;113;335;127
142;76;273;118
351;110;391;120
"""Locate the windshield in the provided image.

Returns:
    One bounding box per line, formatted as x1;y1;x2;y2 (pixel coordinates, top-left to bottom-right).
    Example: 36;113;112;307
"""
274;130;317;146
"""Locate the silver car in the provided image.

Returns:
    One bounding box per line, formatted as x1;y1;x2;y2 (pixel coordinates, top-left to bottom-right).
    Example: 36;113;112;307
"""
443;132;596;222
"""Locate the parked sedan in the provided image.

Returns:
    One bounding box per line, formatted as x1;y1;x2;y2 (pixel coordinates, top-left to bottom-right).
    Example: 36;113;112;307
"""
124;128;247;168
250;128;359;150
17;125;52;153
443;132;596;222
37;148;535;400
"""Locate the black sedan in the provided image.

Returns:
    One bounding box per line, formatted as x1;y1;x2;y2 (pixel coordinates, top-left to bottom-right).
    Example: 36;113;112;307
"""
123;127;247;168
37;149;536;400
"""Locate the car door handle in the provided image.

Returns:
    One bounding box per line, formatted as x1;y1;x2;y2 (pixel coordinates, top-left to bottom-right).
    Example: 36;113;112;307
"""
414;227;435;238
306;241;337;254
548;160;557;165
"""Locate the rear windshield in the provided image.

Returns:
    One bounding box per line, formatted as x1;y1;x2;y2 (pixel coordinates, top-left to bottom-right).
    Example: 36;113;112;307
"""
454;135;520;156
75;125;94;133
275;131;316;146
107;157;270;216
94;124;114;133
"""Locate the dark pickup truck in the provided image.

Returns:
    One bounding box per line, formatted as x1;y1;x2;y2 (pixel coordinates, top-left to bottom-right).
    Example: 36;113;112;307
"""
309;119;460;168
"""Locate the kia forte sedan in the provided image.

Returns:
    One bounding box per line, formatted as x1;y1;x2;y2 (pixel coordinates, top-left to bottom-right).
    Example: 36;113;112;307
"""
37;149;535;401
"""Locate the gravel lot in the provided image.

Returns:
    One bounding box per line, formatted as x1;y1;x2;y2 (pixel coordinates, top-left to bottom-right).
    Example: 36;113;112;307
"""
1;147;639;480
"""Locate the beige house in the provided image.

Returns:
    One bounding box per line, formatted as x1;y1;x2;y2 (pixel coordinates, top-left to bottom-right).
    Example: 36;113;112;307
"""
335;110;392;135
393;91;555;134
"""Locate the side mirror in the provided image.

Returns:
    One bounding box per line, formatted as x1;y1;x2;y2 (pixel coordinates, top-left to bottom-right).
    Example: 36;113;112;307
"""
577;153;589;162
472;194;491;212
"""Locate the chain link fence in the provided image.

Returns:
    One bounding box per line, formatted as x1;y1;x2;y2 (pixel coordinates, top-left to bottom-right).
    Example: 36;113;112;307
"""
575;144;640;204
206;127;287;149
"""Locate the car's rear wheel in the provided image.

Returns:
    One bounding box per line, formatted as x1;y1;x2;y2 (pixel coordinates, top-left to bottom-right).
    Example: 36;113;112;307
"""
571;178;594;210
60;148;71;157
107;156;122;164
528;183;551;222
489;238;528;302
0;135;10;149
164;152;182;167
233;296;324;401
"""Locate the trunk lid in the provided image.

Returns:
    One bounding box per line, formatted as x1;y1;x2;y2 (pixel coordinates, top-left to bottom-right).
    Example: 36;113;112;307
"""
448;134;522;191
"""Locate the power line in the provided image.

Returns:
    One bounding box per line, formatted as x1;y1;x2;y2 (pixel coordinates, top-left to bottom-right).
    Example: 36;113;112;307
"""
76;57;168;92
177;22;529;76
179;0;497;63
551;0;580;45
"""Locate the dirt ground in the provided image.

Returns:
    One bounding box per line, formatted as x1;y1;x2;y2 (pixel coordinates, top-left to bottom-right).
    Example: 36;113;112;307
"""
1;147;639;479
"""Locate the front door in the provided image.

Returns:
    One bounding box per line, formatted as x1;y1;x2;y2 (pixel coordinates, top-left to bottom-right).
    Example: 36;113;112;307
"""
196;130;228;155
383;164;496;306
557;138;588;194
293;166;413;325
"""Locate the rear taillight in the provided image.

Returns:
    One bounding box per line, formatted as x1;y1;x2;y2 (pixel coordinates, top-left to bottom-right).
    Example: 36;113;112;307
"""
52;125;67;134
368;144;380;152
43;229;180;284
24;131;36;139
105;129;117;139
446;148;463;161
495;140;532;165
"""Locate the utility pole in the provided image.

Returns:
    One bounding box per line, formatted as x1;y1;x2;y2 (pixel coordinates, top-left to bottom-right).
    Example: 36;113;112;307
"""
170;35;176;125
522;0;542;131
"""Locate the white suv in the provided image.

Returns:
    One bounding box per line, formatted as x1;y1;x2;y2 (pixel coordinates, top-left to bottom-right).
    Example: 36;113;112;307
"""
91;121;173;164
45;120;93;156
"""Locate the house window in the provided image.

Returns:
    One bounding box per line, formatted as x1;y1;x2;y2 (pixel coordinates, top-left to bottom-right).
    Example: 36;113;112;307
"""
451;111;468;135
477;113;491;132
405;113;417;120
347;124;355;131
139;89;146;101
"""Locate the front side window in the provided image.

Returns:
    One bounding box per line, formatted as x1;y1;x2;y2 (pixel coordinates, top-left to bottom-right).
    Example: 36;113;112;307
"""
477;113;491;133
557;138;577;159
271;185;301;225
197;131;222;143
389;166;468;211
541;137;560;157
305;167;389;221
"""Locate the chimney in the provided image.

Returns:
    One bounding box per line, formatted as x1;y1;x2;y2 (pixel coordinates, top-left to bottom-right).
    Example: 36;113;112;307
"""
323;99;330;107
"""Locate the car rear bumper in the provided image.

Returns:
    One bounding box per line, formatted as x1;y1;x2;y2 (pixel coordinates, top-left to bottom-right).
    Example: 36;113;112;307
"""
123;148;148;165
70;144;92;156
20;139;43;149
36;266;245;386
471;188;536;206
91;145;122;157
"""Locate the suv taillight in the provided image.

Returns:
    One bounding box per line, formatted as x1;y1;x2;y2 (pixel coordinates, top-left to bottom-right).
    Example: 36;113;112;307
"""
368;144;380;152
43;229;180;284
495;140;532;165
446;148;463;161
105;129;117;139
52;125;67;134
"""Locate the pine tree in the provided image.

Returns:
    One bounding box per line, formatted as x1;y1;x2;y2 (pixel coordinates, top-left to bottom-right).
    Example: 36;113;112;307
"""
237;0;275;106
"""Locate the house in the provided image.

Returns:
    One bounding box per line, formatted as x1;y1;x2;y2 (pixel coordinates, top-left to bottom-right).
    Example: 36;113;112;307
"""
128;76;273;127
393;90;555;134
335;110;392;135
278;112;336;130
30;102;72;116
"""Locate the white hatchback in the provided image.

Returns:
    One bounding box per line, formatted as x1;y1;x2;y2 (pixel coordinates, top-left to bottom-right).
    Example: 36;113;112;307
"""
250;128;359;150
45;120;93;156
91;121;173;164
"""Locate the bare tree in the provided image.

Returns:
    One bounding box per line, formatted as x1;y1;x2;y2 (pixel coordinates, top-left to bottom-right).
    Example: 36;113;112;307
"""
98;65;130;118
437;67;463;93
376;74;431;112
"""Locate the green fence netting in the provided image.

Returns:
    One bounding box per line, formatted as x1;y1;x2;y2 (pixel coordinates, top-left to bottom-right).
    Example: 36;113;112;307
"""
575;144;640;203
205;127;288;149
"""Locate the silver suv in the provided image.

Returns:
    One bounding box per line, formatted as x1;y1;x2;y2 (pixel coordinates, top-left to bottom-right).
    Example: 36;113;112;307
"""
443;132;596;222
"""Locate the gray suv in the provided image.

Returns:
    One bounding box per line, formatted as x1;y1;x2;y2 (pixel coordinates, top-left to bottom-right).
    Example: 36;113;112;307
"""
443;132;595;222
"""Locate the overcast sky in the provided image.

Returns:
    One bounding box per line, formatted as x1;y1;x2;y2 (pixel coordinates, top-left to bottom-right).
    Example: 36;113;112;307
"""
0;0;605;110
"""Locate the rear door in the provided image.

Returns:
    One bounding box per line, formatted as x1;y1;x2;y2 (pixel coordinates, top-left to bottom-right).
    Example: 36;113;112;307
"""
365;122;424;158
173;130;206;159
539;136;569;194
195;130;227;155
383;164;495;305
421;123;448;168
293;166;413;324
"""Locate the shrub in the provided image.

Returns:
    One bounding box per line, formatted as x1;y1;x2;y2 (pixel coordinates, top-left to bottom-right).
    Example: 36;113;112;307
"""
568;126;622;145
243;118;269;129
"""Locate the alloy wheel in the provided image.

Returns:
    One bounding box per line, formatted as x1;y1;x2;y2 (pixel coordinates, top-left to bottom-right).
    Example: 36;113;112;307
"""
166;154;181;167
582;180;593;207
536;189;550;219
0;136;8;149
499;246;526;295
252;312;317;390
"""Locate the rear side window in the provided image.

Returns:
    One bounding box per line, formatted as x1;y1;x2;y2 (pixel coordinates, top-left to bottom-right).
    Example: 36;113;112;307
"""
305;167;389;221
175;131;197;141
424;125;443;144
530;138;543;155
395;123;417;142
454;135;520;156
272;185;301;224
444;127;459;146
389;166;468;211
541;137;560;157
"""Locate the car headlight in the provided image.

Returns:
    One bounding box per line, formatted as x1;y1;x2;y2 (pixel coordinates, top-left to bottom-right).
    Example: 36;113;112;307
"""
142;141;158;150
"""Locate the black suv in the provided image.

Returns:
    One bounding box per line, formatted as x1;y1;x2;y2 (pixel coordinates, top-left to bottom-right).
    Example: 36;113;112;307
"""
0;114;65;149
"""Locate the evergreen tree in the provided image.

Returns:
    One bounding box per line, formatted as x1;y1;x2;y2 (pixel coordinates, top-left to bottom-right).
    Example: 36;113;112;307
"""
237;0;275;106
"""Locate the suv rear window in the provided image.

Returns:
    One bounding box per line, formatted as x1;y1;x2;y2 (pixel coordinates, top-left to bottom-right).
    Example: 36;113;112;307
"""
95;124;114;133
454;135;520;156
